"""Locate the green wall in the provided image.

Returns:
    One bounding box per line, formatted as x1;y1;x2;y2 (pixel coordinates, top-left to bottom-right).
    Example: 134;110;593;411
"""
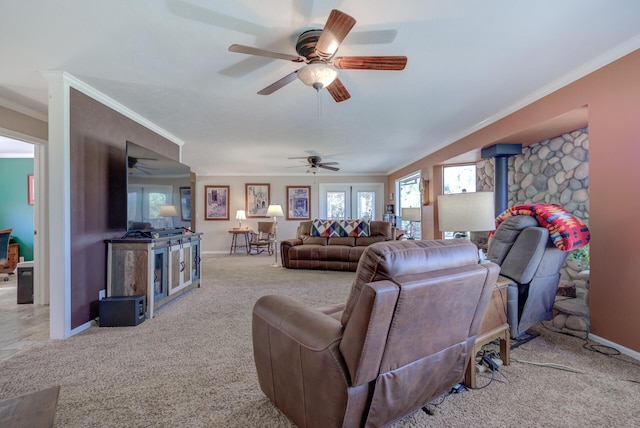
0;158;34;261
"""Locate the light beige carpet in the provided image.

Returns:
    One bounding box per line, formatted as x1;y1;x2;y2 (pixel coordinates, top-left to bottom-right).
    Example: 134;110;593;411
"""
0;254;639;427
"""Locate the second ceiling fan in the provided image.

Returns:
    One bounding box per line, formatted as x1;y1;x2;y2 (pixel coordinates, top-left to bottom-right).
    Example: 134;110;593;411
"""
228;9;407;102
289;155;339;174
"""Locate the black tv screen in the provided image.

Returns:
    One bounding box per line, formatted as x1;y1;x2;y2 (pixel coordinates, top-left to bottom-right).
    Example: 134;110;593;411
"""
126;141;191;233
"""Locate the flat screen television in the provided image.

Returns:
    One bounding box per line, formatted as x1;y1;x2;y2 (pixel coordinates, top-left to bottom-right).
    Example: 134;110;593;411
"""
125;140;192;236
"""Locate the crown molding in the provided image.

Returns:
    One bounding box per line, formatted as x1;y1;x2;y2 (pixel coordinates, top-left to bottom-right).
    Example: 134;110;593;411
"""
388;36;640;176
0;96;47;122
41;70;185;149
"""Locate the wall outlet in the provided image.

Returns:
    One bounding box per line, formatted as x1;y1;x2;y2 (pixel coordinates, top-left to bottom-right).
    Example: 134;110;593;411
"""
99;290;106;300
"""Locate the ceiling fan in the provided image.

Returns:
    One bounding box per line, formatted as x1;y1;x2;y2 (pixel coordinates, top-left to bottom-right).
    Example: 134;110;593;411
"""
289;155;340;174
228;9;407;102
127;156;157;175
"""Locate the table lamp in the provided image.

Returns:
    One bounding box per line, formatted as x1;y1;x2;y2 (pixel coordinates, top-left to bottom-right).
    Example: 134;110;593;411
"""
401;207;421;239
437;192;495;238
235;209;246;229
158;205;178;229
266;204;284;267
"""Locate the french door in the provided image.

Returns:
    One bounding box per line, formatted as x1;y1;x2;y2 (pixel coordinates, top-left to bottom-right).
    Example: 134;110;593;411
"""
318;183;384;220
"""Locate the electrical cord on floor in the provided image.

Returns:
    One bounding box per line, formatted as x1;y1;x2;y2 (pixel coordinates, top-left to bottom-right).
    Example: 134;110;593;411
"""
467;350;506;390
516;321;640;385
541;321;640;369
477;370;509;384
421;383;470;415
471;364;496;390
511;358;584;373
421;392;449;415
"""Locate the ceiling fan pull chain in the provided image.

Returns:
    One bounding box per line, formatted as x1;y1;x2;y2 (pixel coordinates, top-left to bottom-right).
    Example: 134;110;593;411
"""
317;88;323;117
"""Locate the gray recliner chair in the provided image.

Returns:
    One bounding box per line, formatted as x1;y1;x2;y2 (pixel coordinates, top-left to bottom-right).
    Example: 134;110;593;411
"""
487;216;568;339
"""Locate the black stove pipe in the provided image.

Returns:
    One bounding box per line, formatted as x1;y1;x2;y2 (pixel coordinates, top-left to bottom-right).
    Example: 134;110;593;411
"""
481;144;522;217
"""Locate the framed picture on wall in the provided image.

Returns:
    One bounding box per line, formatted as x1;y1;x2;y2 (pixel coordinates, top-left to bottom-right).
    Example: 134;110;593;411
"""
204;185;230;220
286;186;311;220
245;183;270;218
180;187;191;221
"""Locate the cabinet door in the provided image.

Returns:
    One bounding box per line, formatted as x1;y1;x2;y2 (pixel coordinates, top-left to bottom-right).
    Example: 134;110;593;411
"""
191;238;201;282
181;244;192;285
153;246;167;301
109;244;149;297
169;241;191;295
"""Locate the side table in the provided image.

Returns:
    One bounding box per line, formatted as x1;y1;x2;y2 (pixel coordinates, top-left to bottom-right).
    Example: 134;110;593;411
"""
228;229;252;254
464;276;511;388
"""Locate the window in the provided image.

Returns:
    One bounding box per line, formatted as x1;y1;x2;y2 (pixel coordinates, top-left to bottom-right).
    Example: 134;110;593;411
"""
396;172;421;239
326;191;346;219
443;165;476;194
128;185;174;228
356;191;375;220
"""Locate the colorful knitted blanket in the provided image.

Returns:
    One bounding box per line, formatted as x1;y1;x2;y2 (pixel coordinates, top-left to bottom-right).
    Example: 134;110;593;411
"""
493;204;590;252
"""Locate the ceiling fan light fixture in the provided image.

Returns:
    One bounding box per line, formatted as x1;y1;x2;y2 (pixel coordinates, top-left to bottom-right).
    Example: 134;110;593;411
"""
297;63;338;90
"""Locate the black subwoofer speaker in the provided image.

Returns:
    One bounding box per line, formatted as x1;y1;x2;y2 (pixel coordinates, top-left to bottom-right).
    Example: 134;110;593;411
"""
17;264;34;304
99;295;146;327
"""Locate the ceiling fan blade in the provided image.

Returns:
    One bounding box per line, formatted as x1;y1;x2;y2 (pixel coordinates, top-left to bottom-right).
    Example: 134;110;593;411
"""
229;44;305;62
258;70;300;95
318;161;339;166
333;56;407;70
326;78;351;102
319;164;340;171
315;9;356;59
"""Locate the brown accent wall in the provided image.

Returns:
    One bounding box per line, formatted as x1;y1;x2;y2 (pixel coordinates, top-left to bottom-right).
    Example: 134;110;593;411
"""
69;88;180;329
388;49;640;352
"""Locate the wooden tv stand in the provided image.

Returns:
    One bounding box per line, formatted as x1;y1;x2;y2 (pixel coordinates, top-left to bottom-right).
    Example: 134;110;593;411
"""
105;232;203;319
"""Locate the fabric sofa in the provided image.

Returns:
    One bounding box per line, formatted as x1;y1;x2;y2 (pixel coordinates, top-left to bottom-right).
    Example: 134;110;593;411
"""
280;219;394;271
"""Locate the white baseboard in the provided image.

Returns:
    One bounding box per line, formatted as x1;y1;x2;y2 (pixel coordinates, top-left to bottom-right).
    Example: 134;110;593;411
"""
202;250;232;255
68;319;95;337
588;333;640;361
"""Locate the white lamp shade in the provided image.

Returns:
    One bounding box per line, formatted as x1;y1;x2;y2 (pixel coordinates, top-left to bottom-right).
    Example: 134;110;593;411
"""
297;63;338;88
437;192;496;232
235;210;246;220
266;204;284;217
158;205;178;217
401;207;421;222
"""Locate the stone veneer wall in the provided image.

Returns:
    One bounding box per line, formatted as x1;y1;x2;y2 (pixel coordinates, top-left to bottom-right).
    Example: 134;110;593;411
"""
476;127;590;284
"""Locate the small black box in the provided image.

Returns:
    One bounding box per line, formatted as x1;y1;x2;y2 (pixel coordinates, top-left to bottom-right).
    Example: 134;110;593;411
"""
17;264;34;304
99;295;146;327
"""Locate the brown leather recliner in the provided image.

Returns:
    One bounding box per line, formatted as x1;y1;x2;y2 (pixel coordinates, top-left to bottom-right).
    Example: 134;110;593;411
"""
252;239;500;427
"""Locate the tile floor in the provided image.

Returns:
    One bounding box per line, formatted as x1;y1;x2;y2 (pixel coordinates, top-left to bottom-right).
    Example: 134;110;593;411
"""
0;274;50;362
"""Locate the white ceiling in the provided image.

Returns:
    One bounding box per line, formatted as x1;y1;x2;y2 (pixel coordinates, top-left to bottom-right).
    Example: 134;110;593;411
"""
1;1;639;176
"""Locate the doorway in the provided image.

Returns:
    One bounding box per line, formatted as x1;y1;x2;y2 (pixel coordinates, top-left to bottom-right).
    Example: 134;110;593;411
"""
0;134;49;345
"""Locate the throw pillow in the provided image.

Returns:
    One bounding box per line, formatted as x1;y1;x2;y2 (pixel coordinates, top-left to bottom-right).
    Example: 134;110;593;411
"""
310;219;333;237
342;219;370;237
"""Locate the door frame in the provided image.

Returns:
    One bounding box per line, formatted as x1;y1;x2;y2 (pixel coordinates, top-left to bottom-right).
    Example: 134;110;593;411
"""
0;129;49;307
